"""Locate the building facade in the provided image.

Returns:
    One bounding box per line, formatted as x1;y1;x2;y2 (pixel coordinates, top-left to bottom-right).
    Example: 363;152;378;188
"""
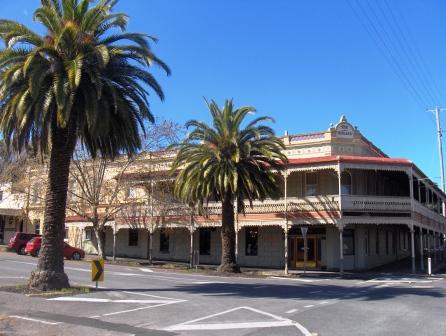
4;116;446;273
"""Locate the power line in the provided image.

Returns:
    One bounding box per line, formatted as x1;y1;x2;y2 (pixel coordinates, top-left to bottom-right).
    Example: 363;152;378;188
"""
378;0;443;106
347;0;430;109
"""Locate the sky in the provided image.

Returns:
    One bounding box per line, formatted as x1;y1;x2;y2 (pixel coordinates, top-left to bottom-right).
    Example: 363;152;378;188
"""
2;0;446;183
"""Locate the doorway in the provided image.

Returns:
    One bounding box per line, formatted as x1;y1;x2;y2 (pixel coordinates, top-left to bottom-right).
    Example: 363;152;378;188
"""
289;237;319;269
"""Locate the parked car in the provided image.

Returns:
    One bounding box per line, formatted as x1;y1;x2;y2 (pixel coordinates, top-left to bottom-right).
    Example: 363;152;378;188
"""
25;237;85;260
8;232;40;255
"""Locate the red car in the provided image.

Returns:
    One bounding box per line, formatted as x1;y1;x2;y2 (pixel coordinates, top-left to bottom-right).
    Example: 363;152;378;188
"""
25;237;85;260
8;232;40;255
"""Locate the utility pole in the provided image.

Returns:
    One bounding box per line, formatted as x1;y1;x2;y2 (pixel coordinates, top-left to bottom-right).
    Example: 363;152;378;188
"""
428;107;446;215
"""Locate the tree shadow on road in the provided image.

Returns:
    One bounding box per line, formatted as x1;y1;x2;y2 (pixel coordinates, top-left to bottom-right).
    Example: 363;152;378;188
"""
101;280;445;302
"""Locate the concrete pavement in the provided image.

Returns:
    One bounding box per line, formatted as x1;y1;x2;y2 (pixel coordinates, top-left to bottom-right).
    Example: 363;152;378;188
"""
0;252;445;335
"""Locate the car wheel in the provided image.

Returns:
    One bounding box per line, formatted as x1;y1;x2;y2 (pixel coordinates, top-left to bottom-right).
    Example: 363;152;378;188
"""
31;249;40;257
72;252;81;260
18;246;26;255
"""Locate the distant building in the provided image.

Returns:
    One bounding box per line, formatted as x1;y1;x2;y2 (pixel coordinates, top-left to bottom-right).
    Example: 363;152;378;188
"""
3;116;445;272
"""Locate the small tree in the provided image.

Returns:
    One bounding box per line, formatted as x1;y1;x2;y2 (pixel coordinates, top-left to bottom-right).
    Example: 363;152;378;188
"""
67;120;180;259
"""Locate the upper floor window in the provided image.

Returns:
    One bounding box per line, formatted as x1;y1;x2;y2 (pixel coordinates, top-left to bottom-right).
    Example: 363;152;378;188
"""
341;171;352;195
305;172;318;196
126;186;137;199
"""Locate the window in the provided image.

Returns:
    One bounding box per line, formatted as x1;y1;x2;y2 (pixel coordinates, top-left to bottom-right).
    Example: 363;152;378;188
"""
160;229;169;253
245;227;259;256
305;172;317;196
64;228;69;239
128;229;139;246
0;190;3;201
126;186;137;199
342;229;355;256
341;171;352;195
33;219;40;235
375;228;380;255
199;229;211;255
85;227;92;240
364;230;370;256
392;230;397;255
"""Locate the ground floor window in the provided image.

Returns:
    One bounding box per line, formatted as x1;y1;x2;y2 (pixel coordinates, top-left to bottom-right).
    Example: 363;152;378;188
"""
129;229;139;246
33;219;40;235
199;229;211;255
364;230;370;256
160;229;169;253
343;229;355;255
245;227;258;256
375;228;380;255
85;227;92;240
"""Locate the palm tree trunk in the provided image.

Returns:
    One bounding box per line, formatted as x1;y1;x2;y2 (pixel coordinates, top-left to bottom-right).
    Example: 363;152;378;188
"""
217;192;240;273
29;117;77;290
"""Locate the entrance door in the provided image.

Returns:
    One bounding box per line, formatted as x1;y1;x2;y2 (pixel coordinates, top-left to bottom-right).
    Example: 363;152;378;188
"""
289;237;318;269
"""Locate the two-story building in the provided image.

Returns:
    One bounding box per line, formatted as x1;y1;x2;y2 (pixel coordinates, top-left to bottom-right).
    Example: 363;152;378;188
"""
18;116;446;273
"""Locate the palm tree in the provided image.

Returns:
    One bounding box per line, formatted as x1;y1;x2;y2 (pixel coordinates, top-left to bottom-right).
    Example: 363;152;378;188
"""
172;99;287;272
0;0;169;290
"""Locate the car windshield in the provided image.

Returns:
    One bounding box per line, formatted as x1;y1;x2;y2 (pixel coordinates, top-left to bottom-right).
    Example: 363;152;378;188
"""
28;238;35;243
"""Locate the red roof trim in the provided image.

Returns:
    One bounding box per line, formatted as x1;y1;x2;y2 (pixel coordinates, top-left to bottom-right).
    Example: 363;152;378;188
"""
286;155;412;166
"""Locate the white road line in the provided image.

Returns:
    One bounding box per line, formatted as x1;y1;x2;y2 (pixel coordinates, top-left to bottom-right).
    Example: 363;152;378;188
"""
48;297;177;304
286;309;298;314
270;276;319;283
164;306;312;336
310;290;322;294
0;276;27;279
303;305;314;308
166;321;294;330
193;281;227;284
122;291;184;301
319;301;329;305
10;315;60;325
100;302;177;317
139;268;153;273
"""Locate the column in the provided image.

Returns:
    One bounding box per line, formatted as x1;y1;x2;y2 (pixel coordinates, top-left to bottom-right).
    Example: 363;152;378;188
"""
410;226;416;274
189;229;194;268
419;227;424;271
283;169;289;275
112;225;117;261
149;230;153;264
339;226;344;275
284;225;289;275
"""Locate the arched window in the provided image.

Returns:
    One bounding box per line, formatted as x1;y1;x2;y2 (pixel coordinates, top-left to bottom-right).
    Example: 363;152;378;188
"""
341;171;352;195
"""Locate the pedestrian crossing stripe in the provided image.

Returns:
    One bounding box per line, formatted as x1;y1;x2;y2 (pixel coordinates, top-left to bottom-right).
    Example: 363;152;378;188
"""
92;259;104;282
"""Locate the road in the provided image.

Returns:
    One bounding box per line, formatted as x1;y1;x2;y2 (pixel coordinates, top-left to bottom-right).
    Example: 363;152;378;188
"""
0;252;445;335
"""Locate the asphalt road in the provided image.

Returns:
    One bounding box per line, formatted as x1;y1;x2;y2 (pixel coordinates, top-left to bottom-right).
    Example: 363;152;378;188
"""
0;252;445;336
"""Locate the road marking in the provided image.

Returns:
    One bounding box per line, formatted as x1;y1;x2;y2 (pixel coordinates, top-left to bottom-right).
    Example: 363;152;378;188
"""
100;302;177;317
164;306;312;336
310;290;322;294
48;297;178;304
193;281;227;284
319;301;329;305
270;276;320;283
303;305;314;308
139;268;153;273
10;315;60;325
122;291;182;301
286;309;298;314
0;276;27;279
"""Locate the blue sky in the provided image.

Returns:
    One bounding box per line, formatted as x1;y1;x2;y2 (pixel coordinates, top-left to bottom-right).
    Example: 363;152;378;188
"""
3;0;446;183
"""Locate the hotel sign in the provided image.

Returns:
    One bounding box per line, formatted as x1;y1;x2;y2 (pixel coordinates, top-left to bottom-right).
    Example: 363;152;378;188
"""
336;123;354;138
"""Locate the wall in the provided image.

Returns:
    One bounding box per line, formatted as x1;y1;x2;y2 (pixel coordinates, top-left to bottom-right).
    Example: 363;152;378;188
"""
237;226;284;268
152;228;190;262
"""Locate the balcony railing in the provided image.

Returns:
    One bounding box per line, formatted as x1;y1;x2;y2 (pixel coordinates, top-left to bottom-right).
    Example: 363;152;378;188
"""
341;195;411;212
